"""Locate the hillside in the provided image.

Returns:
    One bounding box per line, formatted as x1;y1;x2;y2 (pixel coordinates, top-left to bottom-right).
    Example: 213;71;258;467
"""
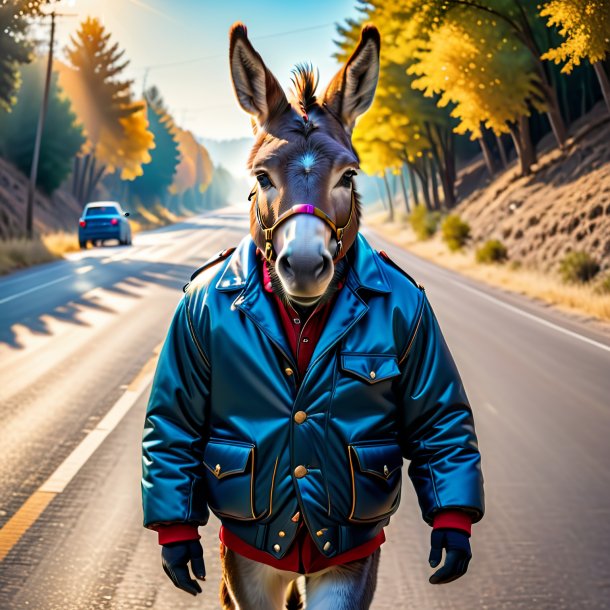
0;157;82;239
455;108;610;271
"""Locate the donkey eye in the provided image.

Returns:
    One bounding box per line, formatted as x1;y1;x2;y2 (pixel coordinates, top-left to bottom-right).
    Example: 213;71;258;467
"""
338;169;357;189
256;173;273;189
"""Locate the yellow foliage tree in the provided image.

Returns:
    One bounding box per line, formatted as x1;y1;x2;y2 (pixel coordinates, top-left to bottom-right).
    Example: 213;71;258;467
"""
409;9;544;175
540;0;610;111
170;128;213;196
58;18;154;203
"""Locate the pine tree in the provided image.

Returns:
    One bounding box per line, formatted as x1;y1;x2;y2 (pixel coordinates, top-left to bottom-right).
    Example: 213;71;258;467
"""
61;17;153;203
540;0;610;112
0;59;84;192
128;87;180;207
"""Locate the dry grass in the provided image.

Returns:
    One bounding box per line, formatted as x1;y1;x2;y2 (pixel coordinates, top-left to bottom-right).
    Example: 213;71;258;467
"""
130;205;180;233
0;231;83;275
365;213;610;322
0;237;58;275
41;231;80;256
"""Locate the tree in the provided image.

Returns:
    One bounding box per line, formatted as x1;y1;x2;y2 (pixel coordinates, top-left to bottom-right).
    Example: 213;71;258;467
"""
540;0;610;112
372;0;570;148
0;0;59;111
0;58;84;192
60;17;153;203
128;87;180;206
409;8;544;175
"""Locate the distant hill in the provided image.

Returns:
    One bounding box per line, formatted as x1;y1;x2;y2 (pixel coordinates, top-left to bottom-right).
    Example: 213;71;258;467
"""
200;136;389;210
199;137;253;182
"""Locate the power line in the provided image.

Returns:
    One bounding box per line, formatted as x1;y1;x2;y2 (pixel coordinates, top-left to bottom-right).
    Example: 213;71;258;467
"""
134;22;335;72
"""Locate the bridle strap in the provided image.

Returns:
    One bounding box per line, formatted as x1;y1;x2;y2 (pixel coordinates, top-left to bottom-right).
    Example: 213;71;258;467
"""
252;187;355;263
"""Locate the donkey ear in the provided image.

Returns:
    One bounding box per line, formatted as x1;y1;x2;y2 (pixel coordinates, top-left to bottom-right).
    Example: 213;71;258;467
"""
229;23;288;125
322;24;381;132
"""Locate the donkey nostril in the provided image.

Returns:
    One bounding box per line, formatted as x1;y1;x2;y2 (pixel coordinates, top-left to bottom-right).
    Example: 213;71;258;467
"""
314;255;331;280
277;255;294;280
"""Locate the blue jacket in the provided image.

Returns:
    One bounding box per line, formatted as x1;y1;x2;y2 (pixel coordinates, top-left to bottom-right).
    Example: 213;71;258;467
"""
142;234;484;559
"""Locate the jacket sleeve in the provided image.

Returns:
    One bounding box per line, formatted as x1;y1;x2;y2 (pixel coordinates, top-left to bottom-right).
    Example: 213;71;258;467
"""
141;295;210;529
397;293;484;525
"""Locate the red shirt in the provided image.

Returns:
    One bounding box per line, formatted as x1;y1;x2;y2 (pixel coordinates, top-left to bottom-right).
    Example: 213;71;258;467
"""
155;256;472;571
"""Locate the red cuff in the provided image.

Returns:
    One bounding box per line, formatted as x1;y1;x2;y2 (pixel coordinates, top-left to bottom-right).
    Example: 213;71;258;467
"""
433;510;472;535
153;524;200;545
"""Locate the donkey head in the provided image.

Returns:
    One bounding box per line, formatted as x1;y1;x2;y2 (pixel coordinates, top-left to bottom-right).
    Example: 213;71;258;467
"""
229;23;380;307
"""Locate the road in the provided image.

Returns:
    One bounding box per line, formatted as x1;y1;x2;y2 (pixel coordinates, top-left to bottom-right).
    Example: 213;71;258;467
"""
0;208;609;610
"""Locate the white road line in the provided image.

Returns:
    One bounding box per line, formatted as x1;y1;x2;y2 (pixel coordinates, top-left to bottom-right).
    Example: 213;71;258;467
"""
484;402;499;415
370;233;610;355
0;274;72;305
39;367;155;493
446;277;610;354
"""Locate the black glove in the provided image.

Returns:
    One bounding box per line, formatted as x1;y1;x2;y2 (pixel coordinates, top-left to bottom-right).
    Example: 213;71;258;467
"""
161;539;206;596
428;529;472;585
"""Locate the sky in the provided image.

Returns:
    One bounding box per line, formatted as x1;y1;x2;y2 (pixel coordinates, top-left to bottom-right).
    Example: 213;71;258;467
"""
47;0;361;142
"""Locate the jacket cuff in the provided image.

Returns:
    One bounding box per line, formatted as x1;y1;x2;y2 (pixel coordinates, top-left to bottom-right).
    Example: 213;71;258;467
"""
432;510;472;535
154;524;200;545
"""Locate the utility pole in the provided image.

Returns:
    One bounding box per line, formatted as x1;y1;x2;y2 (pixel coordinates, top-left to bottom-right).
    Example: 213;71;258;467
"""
25;9;76;239
26;10;56;239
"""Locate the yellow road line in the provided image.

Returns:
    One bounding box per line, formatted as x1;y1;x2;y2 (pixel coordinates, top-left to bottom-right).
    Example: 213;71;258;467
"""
0;492;56;562
0;352;159;562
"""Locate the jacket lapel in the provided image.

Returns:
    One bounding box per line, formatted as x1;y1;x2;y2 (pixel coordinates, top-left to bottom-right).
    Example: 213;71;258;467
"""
220;237;295;365
307;234;391;371
216;234;390;373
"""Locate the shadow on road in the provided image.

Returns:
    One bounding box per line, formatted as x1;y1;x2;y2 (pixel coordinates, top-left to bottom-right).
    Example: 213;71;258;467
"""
0;257;195;349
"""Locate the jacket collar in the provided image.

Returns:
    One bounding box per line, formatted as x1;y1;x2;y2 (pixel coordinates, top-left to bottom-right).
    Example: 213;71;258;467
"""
215;234;391;374
215;233;391;295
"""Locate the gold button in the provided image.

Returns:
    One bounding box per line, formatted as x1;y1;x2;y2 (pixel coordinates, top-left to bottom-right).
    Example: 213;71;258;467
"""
273;544;281;552
316;530;324;537
285;367;294;376
369;371;376;379
383;464;389;477
323;541;332;552
278;531;286;537
294;411;307;424
214;464;221;475
294;465;308;478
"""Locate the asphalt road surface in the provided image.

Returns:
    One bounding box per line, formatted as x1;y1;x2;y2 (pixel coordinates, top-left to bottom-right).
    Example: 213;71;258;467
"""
1;208;609;610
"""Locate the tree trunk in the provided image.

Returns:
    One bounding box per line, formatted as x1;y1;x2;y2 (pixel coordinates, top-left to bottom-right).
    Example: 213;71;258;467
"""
542;80;568;148
593;61;610;114
76;154;92;204
399;167;411;214
429;158;441;210
496;133;508;168
508;115;537;176
407;163;420;206
382;170;395;222
416;160;432;211
375;178;387;210
478;136;495;177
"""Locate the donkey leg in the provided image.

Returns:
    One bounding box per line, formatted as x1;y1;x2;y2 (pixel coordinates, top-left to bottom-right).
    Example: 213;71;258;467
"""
222;547;299;610
304;548;381;610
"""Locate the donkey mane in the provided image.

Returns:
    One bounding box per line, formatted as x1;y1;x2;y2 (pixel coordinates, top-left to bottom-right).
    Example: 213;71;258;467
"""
290;63;319;113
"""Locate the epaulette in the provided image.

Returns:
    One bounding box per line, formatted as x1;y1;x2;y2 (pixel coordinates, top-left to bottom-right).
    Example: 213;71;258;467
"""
183;247;236;292
378;250;425;291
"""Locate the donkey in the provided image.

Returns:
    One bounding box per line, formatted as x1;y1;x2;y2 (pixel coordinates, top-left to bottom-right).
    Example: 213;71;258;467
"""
142;22;484;610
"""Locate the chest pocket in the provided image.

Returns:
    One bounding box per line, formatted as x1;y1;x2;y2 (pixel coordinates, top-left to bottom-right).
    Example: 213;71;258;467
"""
340;353;400;384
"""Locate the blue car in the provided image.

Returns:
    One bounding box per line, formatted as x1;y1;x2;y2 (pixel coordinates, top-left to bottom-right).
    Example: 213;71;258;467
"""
78;201;132;249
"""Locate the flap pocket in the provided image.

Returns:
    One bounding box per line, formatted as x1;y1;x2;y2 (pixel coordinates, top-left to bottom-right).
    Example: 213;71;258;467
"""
203;439;253;479
350;442;403;479
341;354;400;384
347;441;403;522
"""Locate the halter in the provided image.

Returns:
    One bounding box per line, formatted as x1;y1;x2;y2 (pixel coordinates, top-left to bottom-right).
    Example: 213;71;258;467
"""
250;187;356;264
